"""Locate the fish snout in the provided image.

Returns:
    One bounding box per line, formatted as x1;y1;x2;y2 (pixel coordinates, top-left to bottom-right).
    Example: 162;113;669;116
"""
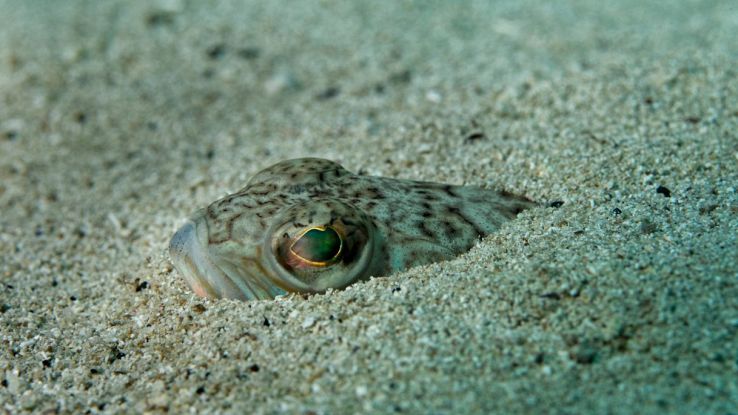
168;220;218;298
169;220;197;264
169;217;249;299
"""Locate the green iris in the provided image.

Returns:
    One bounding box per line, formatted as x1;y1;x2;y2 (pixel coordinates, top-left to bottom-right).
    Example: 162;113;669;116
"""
291;227;342;263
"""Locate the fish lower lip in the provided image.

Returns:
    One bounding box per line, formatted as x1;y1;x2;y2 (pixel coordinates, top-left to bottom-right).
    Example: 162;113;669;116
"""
168;220;251;300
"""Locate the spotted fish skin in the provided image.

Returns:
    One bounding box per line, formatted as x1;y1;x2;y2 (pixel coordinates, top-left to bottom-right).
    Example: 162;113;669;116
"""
169;158;536;301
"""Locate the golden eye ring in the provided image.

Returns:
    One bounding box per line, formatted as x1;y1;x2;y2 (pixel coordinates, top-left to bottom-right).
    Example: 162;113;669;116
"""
288;225;344;267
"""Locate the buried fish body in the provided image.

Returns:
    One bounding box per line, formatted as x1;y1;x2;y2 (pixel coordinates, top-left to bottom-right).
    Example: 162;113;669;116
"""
169;158;536;300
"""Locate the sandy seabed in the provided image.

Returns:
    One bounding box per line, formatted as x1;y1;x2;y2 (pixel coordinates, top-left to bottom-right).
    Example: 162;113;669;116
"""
1;1;737;414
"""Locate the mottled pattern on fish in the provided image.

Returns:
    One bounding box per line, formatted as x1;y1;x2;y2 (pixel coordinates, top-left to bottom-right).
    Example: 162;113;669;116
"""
169;158;536;301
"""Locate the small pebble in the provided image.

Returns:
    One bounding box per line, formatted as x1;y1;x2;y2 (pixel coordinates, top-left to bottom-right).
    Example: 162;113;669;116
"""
302;316;316;329
425;90;442;103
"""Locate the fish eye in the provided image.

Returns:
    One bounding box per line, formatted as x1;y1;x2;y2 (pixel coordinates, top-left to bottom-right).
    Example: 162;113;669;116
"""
265;200;378;293
289;226;343;266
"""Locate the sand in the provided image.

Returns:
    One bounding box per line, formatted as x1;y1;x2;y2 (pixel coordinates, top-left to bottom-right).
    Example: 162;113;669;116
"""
1;0;737;413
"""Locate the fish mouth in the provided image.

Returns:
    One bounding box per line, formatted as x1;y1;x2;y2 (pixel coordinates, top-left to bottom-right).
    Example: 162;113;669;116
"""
168;220;239;299
168;219;285;300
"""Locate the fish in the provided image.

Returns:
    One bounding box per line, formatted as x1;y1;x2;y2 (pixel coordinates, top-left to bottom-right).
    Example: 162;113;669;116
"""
168;158;536;300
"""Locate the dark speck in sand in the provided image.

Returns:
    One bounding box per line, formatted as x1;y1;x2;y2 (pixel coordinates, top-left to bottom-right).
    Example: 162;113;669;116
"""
684;116;701;124
108;347;126;364
612;207;622;215
135;281;149;292
316;86;340;101
389;69;412;84
262;317;271;327
145;12;175;27
539;292;562;300
572;341;598;364
549;201;565;208
699;204;719;215
465;132;486;143
640;219;658;234
237;47;261;60
656;185;672;197
206;44;226;60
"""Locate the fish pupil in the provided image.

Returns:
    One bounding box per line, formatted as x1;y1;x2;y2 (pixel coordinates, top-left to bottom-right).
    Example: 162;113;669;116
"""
291;227;342;263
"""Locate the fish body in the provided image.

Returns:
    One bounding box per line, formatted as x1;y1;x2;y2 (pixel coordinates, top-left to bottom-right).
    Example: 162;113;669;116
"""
169;158;535;300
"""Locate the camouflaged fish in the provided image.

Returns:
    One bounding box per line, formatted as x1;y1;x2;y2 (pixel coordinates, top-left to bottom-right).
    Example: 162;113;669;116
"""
169;158;536;300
